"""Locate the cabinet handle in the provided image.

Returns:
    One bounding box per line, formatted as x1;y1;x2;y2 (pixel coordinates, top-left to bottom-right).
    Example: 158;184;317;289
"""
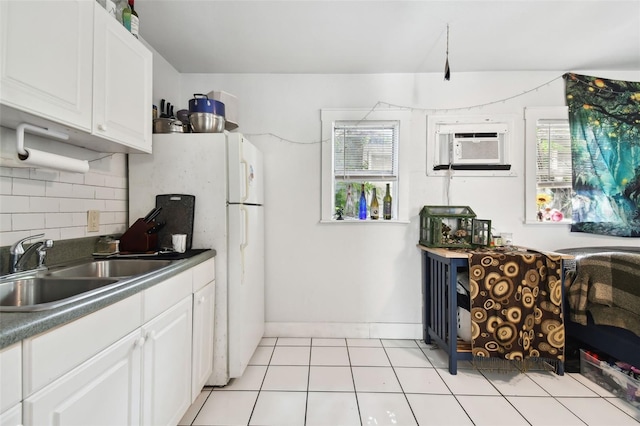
198;296;206;304
135;336;146;347
146;330;156;341
97;124;107;132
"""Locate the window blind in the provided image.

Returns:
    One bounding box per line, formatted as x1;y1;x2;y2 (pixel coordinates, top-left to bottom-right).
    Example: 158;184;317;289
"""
536;119;571;187
334;121;398;180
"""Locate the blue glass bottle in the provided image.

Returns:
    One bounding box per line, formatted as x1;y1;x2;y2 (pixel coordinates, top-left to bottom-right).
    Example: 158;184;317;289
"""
359;184;367;220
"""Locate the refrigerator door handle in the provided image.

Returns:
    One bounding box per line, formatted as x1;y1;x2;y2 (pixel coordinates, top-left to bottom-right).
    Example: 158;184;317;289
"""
240;158;249;203
240;205;249;278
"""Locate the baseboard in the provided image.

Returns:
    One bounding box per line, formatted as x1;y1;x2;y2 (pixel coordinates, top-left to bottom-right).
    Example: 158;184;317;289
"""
264;322;422;340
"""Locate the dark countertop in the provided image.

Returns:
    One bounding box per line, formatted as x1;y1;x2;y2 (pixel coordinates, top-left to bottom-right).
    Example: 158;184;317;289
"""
0;249;215;350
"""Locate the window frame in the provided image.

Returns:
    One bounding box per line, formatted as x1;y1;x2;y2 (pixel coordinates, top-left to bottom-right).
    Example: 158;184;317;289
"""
524;106;571;224
321;108;411;223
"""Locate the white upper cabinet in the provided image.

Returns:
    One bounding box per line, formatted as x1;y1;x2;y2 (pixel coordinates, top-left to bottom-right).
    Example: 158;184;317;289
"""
0;0;93;131
0;1;152;154
93;5;152;152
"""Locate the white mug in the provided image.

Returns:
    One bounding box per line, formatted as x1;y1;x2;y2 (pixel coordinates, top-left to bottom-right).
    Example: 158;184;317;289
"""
172;234;187;253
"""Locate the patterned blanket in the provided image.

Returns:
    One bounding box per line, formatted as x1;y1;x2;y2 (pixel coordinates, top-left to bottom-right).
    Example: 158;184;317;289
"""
566;252;640;337
467;250;565;367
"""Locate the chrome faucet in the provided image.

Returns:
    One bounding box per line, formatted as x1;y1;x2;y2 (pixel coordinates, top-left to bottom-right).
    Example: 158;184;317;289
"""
10;234;54;273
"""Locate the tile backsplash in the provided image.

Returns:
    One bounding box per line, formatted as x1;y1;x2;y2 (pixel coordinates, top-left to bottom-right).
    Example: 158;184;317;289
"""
0;153;128;248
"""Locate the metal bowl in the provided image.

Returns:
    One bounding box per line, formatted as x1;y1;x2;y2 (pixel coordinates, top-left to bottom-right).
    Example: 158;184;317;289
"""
189;112;225;133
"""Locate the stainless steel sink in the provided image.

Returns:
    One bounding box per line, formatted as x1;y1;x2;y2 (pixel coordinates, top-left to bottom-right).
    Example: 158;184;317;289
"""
47;259;174;279
0;258;178;312
0;277;119;311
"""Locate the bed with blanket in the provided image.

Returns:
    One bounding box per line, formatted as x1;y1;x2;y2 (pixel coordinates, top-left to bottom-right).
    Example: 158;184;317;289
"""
558;246;640;368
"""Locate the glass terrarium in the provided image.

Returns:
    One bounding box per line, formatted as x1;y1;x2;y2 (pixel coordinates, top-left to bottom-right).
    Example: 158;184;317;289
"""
419;205;476;248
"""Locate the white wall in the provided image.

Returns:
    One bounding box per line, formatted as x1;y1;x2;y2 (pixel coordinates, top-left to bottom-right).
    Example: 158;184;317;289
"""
178;70;639;338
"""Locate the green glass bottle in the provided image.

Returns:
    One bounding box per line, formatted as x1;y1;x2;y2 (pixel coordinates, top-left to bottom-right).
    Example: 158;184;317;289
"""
383;183;392;220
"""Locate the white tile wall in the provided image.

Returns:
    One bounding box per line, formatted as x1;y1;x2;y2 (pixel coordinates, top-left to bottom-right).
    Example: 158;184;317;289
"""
0;153;128;247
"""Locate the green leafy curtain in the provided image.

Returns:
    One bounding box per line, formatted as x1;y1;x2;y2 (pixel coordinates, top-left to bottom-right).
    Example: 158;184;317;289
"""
564;73;640;237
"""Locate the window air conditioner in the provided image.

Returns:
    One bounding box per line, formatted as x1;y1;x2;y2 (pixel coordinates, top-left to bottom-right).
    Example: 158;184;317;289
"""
434;123;511;171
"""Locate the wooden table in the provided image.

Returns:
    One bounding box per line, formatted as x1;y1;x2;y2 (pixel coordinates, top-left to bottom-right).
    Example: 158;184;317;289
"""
417;245;573;375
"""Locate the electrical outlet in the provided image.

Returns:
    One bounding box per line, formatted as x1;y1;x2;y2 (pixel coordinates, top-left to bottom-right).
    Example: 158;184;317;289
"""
87;210;100;232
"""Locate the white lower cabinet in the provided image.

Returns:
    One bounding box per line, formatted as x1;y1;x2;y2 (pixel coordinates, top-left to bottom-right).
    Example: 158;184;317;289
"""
23;330;143;426
15;257;215;426
0;404;22;426
142;296;193;426
23;296;193;426
192;282;215;401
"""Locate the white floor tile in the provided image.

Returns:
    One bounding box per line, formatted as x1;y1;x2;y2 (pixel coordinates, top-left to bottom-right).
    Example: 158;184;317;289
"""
276;337;311;346
421;346;474;370
605;397;640;422
178;389;210;425
270;345;311;365
308;366;355;392
569;372;617;397
406;394;473;425
310;346;350;366
506;396;585;425
217;365;267;391
352;366;402;393
438;368;500;396
357;392;417;426
249;391;307;426
381;339;420;348
481;370;547;396
192;390;258;426
312;338;346;346
456;395;529;426
348;347;391;366
395;367;450;394
347;338;382;347
248;346;274;366
306;392;360;426
261;365;309;391
259;337;276;346
526;371;599;397
386;347;432;368
557;396;640;425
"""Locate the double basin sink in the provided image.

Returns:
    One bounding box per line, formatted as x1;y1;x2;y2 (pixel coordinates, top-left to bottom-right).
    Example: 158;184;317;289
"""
0;259;177;312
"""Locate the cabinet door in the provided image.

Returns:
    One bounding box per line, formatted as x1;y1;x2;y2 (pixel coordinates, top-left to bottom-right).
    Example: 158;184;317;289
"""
93;5;152;153
0;404;21;426
0;343;21;414
23;330;143;426
142;296;192;426
192;281;215;402
0;0;93;131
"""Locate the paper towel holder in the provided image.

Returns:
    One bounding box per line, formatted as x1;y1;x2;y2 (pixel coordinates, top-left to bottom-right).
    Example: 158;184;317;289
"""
16;123;90;173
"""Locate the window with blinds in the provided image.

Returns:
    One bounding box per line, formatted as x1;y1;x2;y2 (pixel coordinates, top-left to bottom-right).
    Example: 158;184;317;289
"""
535;117;572;220
321;108;410;222
334;121;398;181
332;120;399;220
536;119;571;187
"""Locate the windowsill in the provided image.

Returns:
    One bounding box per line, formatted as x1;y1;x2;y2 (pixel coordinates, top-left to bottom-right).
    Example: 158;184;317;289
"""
320;219;411;224
524;219;572;225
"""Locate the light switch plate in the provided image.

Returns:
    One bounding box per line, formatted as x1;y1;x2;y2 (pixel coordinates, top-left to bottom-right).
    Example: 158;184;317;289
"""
88;210;100;232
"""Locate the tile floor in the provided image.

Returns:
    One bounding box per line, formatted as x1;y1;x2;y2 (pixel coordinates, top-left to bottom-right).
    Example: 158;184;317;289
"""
179;338;640;426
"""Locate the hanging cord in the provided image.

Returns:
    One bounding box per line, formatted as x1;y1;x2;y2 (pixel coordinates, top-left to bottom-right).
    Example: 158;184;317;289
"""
444;24;451;81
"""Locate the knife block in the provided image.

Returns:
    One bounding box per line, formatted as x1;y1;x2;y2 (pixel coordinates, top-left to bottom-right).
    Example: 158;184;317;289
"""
119;218;158;253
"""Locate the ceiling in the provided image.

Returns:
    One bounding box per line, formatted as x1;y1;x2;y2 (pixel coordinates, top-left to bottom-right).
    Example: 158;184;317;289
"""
136;0;640;74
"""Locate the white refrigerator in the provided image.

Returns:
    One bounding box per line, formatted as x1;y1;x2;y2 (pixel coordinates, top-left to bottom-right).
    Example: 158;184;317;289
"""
128;132;264;386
